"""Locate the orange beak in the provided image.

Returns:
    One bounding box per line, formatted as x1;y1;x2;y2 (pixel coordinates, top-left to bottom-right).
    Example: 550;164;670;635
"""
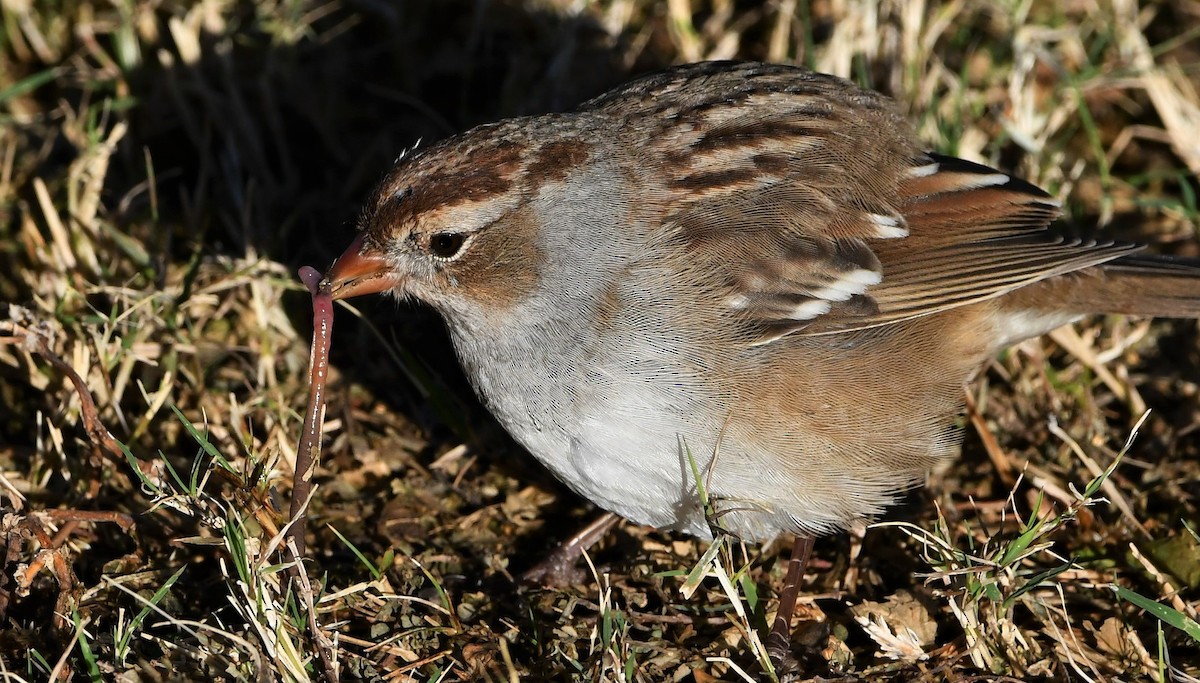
321;234;401;300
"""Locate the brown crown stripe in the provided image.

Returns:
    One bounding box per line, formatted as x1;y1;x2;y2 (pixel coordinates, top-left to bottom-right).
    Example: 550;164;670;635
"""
525;139;593;184
370;137;526;228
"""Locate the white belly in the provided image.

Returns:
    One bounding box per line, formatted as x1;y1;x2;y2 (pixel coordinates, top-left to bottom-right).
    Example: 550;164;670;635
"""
490;354;721;537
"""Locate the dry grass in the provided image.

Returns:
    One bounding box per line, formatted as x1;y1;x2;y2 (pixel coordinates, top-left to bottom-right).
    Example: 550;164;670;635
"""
2;0;1199;680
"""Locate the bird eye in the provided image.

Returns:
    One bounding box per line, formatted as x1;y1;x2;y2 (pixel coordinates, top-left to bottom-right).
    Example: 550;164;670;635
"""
428;232;466;259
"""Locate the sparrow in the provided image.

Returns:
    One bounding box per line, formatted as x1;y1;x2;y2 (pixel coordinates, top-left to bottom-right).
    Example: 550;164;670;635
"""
318;60;1199;661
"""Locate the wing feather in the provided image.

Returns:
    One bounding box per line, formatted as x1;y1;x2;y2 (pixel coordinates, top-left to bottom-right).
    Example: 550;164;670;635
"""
665;151;1137;342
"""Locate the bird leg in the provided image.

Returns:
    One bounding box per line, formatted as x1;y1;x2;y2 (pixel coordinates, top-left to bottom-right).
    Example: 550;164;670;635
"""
766;533;814;670
521;511;620;586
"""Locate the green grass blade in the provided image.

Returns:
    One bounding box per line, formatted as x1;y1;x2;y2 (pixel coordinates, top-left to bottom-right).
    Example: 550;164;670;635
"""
116;565;187;664
73;612;104;683
327;524;382;580
0;67;59;105
1113;585;1200;642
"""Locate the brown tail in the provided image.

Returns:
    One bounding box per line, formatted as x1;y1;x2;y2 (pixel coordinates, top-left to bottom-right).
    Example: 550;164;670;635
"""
1075;255;1200;318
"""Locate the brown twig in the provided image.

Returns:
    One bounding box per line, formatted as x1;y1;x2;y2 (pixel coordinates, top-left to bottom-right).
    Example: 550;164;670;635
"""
9;514;78;630
963;383;1017;486
3;508;137;628
41;509;136;533
0;312;153;475
0;309;142;630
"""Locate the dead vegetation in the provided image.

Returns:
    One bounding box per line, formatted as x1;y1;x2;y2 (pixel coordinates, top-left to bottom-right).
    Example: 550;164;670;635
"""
1;0;1198;680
